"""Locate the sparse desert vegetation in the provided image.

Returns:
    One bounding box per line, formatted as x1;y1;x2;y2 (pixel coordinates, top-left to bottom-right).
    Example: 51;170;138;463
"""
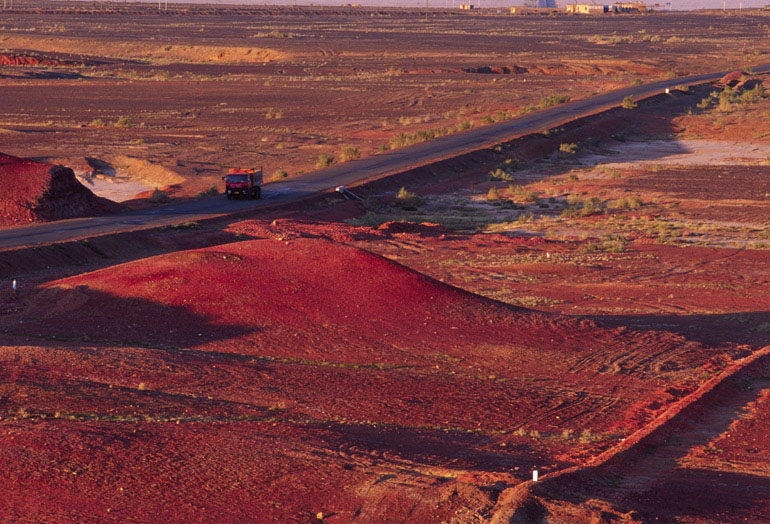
3;4;770;524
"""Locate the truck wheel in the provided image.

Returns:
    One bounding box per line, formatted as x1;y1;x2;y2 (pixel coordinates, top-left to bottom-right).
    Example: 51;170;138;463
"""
255;187;261;199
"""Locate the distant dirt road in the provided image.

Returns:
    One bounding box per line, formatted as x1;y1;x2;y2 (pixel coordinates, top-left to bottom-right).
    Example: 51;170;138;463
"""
2;65;767;250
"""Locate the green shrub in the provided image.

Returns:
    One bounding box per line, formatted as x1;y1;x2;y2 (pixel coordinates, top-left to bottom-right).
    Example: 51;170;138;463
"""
114;116;133;128
580;196;603;216
395;186;422;206
265;107;283;119
88;118;106;127
582;235;626;253
150;188;170;203
167;221;201;230
539;94;571;108
316;153;335;169
740;84;766;104
508;185;537;204
196;186;218;199
490;168;515;181
697;96;713;109
340;146;361;162
559;143;579;155
610;196;643;209
487;187;500;201
621;95;637;109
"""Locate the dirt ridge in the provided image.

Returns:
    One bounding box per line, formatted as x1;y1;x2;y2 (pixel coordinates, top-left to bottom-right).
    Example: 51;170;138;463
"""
489;343;770;523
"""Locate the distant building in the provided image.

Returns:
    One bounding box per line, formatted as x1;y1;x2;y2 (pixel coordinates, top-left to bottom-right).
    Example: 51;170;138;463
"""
460;3;474;8
510;6;562;13
565;3;607;13
611;1;648;11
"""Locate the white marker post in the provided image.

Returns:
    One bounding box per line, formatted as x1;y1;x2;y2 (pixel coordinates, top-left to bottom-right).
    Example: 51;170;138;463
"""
12;280;17;293
533;470;539;482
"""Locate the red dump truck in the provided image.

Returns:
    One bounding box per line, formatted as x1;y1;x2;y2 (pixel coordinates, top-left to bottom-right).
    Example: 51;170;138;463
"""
223;168;262;200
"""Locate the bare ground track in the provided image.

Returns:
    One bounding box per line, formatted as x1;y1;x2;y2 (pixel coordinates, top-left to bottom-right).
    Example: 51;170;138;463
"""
2;64;768;250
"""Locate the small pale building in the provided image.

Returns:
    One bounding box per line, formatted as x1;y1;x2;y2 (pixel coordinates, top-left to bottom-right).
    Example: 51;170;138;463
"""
612;2;648;11
460;3;474;8
565;3;607;13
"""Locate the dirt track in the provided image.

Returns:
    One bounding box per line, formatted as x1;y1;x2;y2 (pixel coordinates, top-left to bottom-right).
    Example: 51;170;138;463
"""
4;64;769;249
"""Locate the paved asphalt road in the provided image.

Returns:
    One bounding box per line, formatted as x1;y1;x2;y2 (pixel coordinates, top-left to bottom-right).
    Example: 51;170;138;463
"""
2;65;768;250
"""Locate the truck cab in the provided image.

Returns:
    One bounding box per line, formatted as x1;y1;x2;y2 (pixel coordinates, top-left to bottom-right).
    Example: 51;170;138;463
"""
224;168;262;200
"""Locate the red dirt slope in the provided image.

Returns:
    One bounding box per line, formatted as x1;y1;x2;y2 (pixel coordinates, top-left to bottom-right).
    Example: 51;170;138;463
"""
0;54;71;66
0;238;744;523
19;237;676;366
0;154;120;226
9;237;721;436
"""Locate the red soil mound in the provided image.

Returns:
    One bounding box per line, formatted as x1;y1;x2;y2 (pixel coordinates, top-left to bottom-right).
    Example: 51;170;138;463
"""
718;69;743;86
15;238;704;382
0;54;78;66
0;154;121;226
20;237;582;361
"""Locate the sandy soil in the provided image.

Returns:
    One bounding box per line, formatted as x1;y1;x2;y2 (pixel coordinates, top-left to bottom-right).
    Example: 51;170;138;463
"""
2;3;769;199
75;176;152;202
581;138;770;167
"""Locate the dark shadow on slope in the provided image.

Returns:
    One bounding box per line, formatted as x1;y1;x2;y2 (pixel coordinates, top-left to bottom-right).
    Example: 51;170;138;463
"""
318;420;572;476
631;467;770;523
592;310;770;348
1;285;255;349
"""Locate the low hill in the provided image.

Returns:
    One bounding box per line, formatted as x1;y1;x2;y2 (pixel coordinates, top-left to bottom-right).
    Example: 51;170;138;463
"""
14;237;710;433
0;237;735;523
0;154;120;226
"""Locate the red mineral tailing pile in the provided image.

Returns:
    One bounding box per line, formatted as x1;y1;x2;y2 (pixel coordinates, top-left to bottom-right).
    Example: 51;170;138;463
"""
0;54;67;66
0;154;120;226
17;237;688;375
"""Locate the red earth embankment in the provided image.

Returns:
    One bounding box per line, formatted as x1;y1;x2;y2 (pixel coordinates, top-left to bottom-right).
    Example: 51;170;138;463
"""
0;236;749;523
0;54;73;66
0;154;120;226
9;237;726;436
